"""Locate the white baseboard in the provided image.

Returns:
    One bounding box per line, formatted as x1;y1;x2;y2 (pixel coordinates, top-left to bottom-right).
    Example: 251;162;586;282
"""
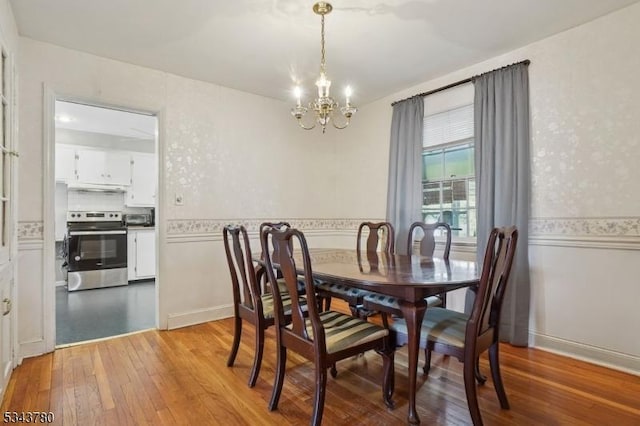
18;338;48;364
166;304;234;330
530;332;639;376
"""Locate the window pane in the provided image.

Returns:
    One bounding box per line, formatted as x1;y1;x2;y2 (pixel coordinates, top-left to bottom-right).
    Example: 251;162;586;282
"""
423;151;443;181
0;201;4;247
0;51;4;96
423;182;440;208
451;179;467;202
422;211;441;224
444;144;474;177
468;208;477;237
469;179;476;208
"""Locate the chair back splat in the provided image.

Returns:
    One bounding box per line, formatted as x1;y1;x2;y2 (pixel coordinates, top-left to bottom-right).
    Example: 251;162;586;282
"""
223;225;261;314
469;226;519;351
407;221;451;259
261;228;319;344
357;221;395;254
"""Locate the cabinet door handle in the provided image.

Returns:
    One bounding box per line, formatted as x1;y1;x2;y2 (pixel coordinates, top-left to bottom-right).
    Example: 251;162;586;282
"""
2;298;11;316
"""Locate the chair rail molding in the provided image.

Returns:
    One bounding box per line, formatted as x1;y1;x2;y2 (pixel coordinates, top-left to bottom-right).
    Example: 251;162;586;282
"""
166;218;381;243
17;221;44;241
529;216;640;250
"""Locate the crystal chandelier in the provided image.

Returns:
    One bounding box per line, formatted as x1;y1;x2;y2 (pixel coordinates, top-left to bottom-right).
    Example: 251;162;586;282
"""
291;2;357;133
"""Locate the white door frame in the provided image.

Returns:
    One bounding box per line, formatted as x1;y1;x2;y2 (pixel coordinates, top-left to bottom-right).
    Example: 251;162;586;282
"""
42;87;163;352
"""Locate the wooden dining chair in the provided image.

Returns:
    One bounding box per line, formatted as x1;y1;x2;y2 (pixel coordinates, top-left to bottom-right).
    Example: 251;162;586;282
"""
362;222;452;324
316;221;395;315
261;226;395;426
223;224;298;388
390;227;518;426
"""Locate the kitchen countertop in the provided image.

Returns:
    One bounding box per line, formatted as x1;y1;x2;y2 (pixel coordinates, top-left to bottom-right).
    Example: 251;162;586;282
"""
126;225;155;230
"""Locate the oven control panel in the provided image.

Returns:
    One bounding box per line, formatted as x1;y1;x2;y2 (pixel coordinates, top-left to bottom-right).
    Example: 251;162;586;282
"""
67;211;122;222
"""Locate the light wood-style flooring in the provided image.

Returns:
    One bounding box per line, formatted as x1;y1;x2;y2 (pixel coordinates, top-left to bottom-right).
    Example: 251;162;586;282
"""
2;303;639;425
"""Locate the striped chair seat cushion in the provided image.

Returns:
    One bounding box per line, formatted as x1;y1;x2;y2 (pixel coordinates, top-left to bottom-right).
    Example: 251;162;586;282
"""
259;292;298;319
390;307;468;348
289;310;389;354
363;293;443;313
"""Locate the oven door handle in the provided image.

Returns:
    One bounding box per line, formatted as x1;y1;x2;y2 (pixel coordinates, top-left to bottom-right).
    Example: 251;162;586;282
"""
69;230;127;236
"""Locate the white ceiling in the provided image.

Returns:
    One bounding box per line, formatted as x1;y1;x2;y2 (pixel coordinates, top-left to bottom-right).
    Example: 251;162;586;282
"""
55;100;156;139
10;0;640;105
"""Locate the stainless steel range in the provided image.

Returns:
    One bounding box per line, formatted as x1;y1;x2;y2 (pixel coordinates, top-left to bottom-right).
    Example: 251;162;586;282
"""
65;211;128;291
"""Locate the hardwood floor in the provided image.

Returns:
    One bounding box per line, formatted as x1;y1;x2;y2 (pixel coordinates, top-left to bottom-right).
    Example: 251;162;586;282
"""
2;305;639;425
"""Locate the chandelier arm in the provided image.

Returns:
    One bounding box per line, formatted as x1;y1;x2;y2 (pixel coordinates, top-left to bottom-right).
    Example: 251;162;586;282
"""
332;116;351;130
297;118;317;131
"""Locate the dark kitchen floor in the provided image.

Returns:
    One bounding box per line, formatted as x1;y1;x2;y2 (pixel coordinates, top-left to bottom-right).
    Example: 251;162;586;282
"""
56;280;156;346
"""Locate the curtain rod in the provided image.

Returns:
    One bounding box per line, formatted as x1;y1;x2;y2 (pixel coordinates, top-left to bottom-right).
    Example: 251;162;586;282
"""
390;59;530;106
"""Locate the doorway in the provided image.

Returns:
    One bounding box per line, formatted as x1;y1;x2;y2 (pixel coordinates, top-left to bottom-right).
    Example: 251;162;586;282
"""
52;100;158;346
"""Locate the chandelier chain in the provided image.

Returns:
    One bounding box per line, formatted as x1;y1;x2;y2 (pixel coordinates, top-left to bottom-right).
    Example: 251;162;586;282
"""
320;14;326;74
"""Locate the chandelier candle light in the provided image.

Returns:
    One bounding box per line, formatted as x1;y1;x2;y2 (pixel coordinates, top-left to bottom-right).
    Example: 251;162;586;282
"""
291;2;357;133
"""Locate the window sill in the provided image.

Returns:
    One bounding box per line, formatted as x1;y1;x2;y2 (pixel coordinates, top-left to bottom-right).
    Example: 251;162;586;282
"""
451;238;477;253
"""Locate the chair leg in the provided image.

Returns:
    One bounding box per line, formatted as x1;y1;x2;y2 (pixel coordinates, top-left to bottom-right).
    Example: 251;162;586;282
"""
475;355;487;385
381;312;390;329
380;346;395;409
348;304;359;317
248;326;264;388
311;363;328;426
226;316;242;367
329;364;338;378
463;357;483;426
269;346;287;411
489;342;510;409
423;348;432;375
325;296;332;311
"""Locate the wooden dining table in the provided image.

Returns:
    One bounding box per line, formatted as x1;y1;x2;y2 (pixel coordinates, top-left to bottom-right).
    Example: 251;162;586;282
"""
263;248;480;424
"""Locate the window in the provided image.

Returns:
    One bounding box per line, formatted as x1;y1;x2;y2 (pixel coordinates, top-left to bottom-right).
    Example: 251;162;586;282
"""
422;104;476;238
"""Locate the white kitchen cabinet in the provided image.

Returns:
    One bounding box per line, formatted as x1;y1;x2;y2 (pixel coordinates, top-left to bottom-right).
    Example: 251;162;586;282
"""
55;144;77;182
128;228;156;281
126;153;156;207
76;148;131;186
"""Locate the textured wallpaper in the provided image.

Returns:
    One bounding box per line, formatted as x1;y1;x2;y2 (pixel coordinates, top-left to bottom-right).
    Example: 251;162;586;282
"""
528;7;640;222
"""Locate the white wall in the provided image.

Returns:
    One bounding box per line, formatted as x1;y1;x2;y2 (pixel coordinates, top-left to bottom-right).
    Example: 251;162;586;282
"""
343;3;640;373
16;36;359;358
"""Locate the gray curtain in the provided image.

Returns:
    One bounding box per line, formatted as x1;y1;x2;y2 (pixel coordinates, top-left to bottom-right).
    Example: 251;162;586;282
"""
473;62;531;346
386;97;424;255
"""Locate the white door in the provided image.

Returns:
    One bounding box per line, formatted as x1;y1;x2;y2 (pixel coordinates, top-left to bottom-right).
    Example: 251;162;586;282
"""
0;266;12;389
0;42;15;397
135;229;156;279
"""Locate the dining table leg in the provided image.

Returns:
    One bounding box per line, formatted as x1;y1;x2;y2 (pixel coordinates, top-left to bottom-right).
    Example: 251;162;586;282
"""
399;299;428;425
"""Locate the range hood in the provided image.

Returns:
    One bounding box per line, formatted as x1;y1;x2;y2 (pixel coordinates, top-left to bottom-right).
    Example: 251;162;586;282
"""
67;183;127;193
